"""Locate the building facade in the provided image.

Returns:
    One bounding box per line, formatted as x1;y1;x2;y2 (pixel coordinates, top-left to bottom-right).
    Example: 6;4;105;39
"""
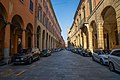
35;0;65;51
68;0;120;52
0;0;64;63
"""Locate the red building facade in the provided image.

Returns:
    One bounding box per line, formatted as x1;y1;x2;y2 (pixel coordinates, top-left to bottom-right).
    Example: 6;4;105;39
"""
0;0;65;63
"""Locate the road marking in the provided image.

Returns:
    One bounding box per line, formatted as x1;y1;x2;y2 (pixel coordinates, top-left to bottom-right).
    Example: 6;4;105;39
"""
16;70;27;76
16;65;36;76
112;73;120;79
29;65;36;69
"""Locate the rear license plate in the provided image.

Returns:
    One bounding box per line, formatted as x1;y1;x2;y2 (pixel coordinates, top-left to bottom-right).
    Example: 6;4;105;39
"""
16;59;20;61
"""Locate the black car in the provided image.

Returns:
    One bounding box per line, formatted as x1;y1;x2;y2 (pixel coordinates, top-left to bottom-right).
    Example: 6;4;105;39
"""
12;48;40;64
81;49;92;57
40;49;51;57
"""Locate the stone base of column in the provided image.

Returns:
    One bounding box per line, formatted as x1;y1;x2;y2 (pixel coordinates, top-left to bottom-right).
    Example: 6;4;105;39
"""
3;48;11;64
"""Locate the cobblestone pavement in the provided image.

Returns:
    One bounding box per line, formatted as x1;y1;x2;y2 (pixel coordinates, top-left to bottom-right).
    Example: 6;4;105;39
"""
0;50;120;80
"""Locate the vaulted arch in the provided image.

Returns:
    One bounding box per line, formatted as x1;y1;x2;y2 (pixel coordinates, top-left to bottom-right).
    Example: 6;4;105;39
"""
26;23;33;48
10;15;24;54
101;6;118;49
0;3;7;60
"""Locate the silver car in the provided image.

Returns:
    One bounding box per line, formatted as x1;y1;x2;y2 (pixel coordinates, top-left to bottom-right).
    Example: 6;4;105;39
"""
108;49;120;72
92;49;110;65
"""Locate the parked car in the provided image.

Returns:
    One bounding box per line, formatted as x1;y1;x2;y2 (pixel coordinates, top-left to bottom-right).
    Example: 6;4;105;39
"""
108;49;120;72
81;49;92;57
40;49;51;57
92;49;110;65
71;48;78;53
12;48;40;64
76;48;82;55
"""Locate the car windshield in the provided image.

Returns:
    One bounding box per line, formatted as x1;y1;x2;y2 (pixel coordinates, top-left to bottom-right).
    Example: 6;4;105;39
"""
42;50;48;53
103;50;111;54
96;50;105;55
21;49;28;53
113;50;120;56
15;49;28;56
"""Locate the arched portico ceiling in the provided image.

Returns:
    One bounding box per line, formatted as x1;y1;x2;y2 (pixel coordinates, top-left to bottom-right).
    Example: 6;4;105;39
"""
101;6;118;49
82;26;88;35
37;26;41;34
11;15;24;35
0;3;8;30
101;6;117;29
89;21;97;32
0;3;7;19
26;23;33;34
11;15;24;30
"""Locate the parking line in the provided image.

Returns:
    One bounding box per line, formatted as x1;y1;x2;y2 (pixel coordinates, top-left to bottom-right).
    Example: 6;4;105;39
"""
29;65;36;69
16;65;36;76
112;73;120;79
16;70;27;76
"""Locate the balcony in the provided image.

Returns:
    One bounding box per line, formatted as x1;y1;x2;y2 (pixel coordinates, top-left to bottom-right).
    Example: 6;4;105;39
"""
78;17;88;29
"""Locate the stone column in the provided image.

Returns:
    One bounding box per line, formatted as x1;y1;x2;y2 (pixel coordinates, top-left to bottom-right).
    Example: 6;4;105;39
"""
76;36;78;47
117;15;120;48
33;29;36;48
40;31;42;51
44;32;46;50
77;36;79;47
4;24;10;64
81;30;83;48
88;27;93;52
115;0;120;48
51;37;52;49
49;36;51;49
38;34;40;49
97;21;104;49
47;35;49;49
83;32;87;49
22;30;25;48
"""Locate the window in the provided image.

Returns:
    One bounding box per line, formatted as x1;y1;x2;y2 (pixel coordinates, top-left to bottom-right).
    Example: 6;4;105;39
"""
47;21;49;28
83;7;86;21
46;7;48;13
30;0;33;11
38;7;42;21
79;14;81;23
46;18;48;27
44;15;47;27
89;0;92;14
111;50;120;57
44;2;46;10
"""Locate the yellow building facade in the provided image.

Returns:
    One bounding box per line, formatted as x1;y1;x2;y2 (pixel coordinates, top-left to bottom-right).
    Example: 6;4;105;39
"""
68;0;120;51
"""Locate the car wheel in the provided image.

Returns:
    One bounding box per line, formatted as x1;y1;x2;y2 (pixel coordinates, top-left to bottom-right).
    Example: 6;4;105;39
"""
109;62;115;72
100;59;104;65
37;55;40;60
28;58;32;64
92;56;95;61
83;53;85;56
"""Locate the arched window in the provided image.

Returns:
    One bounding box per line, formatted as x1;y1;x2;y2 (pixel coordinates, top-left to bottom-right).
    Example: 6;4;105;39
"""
38;7;42;22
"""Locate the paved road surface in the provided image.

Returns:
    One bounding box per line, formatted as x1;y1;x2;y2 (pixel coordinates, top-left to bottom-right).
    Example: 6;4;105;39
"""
0;50;120;80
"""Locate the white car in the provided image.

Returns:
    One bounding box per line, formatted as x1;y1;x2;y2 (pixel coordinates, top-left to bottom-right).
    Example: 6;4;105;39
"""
108;49;120;72
92;49;110;65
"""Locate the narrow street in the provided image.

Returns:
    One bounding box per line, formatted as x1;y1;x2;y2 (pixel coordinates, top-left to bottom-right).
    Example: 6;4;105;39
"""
0;50;120;80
